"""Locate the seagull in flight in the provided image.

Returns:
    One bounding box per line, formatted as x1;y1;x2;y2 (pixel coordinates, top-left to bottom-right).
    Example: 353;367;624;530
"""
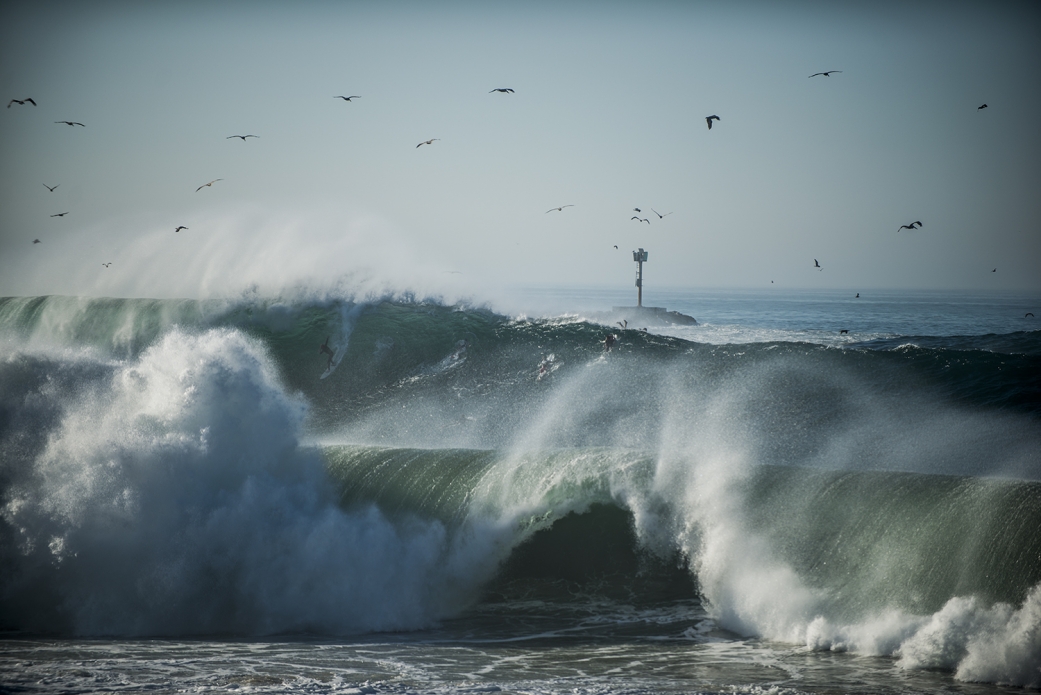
226;134;258;141
50;212;69;217
334;95;361;101
809;71;842;77
651;208;672;219
196;179;222;192
8;98;36;108
978;103;988;110
632;207;641;213
175;226;188;233
631;216;650;224
55;121;85;127
43;183;59;192
489;88;514;93
33;239;40;244
417;138;439;148
613;245;618;249
706;115;720;130
814;259;822;270
898;221;923;232
102;262;112;268
546;205;574;213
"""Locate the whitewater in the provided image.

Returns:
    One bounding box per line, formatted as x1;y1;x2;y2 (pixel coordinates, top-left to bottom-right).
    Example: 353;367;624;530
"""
1;288;1039;694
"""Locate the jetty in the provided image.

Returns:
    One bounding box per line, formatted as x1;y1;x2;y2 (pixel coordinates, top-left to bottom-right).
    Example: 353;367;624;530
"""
600;248;698;327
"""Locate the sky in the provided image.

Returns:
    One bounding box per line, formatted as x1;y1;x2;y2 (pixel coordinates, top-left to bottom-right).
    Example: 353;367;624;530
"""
1;0;1039;301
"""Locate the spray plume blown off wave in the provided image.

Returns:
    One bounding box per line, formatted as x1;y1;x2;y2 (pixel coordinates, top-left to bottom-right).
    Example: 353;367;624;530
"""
1;294;1040;689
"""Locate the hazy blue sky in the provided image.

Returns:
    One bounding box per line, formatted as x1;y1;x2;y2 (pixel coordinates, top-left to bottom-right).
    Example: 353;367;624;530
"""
2;1;1039;300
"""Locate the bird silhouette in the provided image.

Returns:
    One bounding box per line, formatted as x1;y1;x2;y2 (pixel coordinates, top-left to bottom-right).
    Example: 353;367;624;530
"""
55;121;85;127
334;96;361;101
102;263;112;268
978;104;988;110
613;245;618;249
416;138;440;148
33;239;40;244
814;259;822;270
489;88;515;93
43;183;59;192
651;208;672;219
992;268;997;272
706;115;720;130
632;207;641;213
8;98;36;108
174;226;188;233
546;205;574;213
631;216;650;224
195;179;222;192
1026;313;1034;317
809;71;842;77
226;135;258;141
50;212;69;217
898;221;923;232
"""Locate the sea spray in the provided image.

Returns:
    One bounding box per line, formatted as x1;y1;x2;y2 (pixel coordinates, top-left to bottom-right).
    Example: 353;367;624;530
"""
0;328;490;635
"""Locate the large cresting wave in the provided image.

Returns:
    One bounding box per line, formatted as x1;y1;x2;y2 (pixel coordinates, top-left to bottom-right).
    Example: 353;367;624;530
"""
1;294;1040;686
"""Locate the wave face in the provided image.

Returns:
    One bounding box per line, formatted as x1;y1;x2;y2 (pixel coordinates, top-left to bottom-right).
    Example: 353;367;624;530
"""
1;294;1040;686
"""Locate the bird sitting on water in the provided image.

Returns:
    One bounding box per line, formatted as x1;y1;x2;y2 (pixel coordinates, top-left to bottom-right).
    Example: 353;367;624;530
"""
706;115;720;130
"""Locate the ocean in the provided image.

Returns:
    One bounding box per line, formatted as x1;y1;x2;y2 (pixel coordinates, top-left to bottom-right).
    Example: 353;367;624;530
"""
1;287;1039;694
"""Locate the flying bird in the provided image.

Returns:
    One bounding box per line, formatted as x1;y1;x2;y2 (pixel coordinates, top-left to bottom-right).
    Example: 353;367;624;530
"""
651;208;672;219
546;205;574;213
706;115;720;130
102;263;112;268
809;71;842;77
632;208;641;212
992;268;997;272
33;239;40;244
195;179;222;192
814;259;821;270
43;183;59;192
489;88;514;93
631;216;650;224
175;226;188;233
8;98;36;108
613;245;618;249
50;212;69;217
1026;313;1034;318
978;104;988;110
334;96;361;101
416;138;439;148
226;134;258;141
898;221;923;232
55;121;85;127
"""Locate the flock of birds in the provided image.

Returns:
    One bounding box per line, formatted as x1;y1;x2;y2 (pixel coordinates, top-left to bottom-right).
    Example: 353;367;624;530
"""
9;74;1000;277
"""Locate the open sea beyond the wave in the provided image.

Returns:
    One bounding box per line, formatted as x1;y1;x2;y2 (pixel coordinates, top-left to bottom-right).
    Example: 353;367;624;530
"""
1;286;1039;694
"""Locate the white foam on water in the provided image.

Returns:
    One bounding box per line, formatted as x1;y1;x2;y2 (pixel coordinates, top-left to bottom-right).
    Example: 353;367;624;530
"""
1;328;491;636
